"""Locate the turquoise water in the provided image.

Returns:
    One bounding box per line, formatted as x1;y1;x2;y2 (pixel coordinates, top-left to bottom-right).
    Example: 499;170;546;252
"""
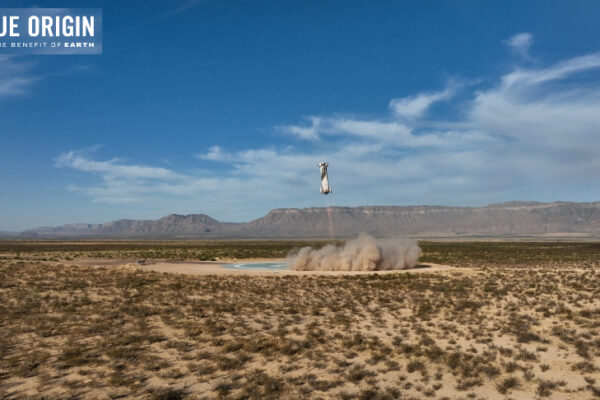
223;261;288;270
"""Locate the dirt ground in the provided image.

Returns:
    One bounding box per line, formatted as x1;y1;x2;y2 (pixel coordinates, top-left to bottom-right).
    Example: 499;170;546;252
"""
75;258;459;276
1;241;600;399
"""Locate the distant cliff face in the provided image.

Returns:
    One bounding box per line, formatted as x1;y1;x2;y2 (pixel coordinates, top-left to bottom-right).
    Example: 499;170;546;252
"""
22;214;237;238
16;201;600;238
237;202;600;237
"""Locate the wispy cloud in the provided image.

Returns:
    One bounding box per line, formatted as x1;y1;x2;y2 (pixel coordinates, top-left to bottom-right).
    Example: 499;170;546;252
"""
55;150;184;181
57;36;600;219
501;53;600;87
278;116;322;140
389;86;455;120
198;146;229;161
505;32;534;60
124;0;206;32
0;56;39;98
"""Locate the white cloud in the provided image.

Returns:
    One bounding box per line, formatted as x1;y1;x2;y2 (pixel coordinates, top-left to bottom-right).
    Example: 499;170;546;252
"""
501;53;600;88
505;32;534;59
198;146;229;161
279;116;322;140
0;56;39;98
57;46;600;220
389;87;454;120
471;54;600;152
55;150;184;181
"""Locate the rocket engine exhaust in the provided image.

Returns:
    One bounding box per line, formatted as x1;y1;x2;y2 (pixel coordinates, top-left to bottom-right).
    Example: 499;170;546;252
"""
287;233;422;271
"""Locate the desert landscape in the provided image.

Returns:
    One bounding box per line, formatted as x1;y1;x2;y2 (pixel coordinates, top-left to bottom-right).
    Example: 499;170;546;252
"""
9;202;600;239
4;1;600;399
1;240;599;399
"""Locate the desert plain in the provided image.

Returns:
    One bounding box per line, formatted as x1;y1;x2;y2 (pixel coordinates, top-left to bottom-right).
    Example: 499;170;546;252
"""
1;240;599;399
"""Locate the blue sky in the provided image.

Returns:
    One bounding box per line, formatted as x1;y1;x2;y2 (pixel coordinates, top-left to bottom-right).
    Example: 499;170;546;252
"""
2;1;600;230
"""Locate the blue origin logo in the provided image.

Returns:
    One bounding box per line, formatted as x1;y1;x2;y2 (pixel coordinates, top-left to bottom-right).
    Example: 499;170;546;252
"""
0;8;102;54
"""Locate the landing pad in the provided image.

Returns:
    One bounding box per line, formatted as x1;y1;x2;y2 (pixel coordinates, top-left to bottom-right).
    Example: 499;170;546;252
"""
222;261;288;270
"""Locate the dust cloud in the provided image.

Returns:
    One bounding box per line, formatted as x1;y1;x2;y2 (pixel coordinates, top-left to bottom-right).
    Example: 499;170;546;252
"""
287;233;421;271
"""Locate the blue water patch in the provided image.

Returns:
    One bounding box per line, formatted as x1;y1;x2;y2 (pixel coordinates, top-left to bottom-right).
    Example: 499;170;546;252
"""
223;262;288;270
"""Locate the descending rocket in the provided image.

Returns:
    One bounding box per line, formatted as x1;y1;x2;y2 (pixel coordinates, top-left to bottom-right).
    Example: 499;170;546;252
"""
318;162;331;195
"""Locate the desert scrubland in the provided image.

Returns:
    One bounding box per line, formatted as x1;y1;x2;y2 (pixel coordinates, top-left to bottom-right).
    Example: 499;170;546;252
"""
1;241;600;399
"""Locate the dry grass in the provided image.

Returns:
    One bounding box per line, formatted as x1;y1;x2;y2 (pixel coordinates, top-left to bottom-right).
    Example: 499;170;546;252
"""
1;240;600;399
0;239;343;262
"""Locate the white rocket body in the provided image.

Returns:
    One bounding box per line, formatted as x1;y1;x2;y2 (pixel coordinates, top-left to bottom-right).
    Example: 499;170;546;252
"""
319;162;331;195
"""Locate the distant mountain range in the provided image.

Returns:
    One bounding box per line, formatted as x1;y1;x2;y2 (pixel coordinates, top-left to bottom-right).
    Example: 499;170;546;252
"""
6;201;600;238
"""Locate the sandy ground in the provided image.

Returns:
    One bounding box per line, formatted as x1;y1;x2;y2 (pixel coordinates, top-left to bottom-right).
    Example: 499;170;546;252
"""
3;246;599;399
72;258;462;276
